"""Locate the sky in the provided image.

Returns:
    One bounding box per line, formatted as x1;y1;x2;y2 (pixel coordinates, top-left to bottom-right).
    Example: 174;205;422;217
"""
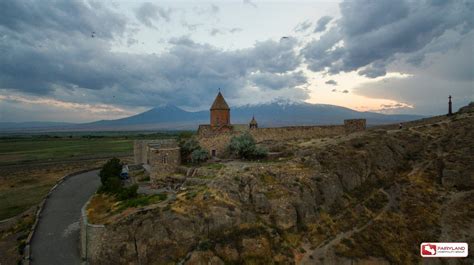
0;0;473;123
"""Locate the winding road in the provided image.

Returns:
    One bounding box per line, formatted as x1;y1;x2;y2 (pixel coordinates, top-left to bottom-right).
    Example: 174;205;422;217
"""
30;170;100;265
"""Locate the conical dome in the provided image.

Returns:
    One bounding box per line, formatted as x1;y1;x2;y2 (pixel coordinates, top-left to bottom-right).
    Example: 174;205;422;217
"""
250;116;257;125
210;92;230;110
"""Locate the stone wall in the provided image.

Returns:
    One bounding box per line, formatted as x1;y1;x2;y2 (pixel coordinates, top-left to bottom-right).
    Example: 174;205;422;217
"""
250;125;345;142
80;198;106;264
198;125;347;157
149;147;181;182
134;139;178;164
343;119;366;133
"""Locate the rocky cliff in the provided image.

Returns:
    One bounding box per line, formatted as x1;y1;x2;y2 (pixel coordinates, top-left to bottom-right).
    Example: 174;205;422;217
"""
89;105;474;265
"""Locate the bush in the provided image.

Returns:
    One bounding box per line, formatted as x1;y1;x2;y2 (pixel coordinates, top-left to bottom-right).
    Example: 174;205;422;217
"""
98;158;139;201
229;133;267;160
99;157;123;193
179;138;201;163
191;148;210;164
117;184;138;200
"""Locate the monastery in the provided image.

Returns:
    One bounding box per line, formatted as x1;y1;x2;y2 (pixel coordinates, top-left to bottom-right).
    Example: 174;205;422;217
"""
134;91;366;182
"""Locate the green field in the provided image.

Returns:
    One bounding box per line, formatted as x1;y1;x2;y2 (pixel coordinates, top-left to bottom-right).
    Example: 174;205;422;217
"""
0;131;190;220
0;138;133;166
0;131;188;166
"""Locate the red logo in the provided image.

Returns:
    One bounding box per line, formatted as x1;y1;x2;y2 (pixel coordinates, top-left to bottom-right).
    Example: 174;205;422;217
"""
421;244;437;256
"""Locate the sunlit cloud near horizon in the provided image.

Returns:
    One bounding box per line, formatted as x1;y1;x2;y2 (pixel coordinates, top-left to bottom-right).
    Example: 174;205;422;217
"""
0;0;472;122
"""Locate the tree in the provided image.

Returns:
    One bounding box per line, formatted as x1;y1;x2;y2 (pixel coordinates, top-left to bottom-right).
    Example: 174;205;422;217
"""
229;133;267;160
98;158;138;199
99;157;123;193
191;148;210;164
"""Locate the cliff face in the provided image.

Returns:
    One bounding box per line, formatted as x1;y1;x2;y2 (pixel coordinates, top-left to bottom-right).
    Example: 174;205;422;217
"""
91;108;473;265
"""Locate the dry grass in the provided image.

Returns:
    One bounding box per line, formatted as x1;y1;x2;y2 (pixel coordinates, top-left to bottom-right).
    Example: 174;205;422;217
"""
334;171;441;264
86;194;118;224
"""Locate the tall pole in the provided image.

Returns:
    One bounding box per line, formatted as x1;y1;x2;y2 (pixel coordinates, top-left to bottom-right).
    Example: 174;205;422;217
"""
448;95;452;116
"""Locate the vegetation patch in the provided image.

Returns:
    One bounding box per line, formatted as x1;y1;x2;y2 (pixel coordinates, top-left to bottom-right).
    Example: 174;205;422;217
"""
334;172;441;264
228;133;268;160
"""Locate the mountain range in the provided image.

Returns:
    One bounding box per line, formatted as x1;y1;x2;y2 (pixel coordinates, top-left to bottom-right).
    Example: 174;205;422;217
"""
0;102;425;132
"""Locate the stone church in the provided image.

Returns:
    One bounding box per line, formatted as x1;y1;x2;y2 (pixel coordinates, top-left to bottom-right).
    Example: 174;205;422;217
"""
135;90;366;183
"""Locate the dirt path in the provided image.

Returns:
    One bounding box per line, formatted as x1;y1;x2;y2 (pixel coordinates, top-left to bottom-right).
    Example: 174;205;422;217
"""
299;188;393;264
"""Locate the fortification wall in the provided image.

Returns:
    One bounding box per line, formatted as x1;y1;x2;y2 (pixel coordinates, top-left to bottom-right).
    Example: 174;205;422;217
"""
250;125;345;142
198;125;348;157
80;199;106;264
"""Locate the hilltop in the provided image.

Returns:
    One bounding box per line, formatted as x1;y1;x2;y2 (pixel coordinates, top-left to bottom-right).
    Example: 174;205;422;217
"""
85;103;473;264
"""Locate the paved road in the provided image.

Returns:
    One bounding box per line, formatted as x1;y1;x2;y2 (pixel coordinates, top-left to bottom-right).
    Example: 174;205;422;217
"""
31;170;100;265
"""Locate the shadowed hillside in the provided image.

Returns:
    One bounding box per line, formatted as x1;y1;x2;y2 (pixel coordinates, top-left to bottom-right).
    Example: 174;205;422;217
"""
85;104;473;264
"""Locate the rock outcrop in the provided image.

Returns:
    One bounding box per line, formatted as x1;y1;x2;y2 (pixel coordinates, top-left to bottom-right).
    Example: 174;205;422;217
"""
90;109;474;265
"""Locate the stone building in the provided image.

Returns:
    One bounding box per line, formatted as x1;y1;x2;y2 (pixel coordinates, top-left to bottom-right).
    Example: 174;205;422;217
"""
133;139;180;183
249;115;258;129
197;91;368;158
148;144;180;182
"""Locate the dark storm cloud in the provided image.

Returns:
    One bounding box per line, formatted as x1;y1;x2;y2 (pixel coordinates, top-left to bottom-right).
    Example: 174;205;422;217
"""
303;0;474;78
250;71;307;90
135;2;173;28
357;61;387;78
354;34;474;115
0;0;126;40
325;79;337;86
0;1;304;110
314;16;332;33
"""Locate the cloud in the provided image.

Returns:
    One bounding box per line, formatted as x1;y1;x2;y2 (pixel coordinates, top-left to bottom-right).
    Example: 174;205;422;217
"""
210;4;219;14
210;27;244;36
294;20;312;33
314;16;332;33
303;0;474;77
353;34;474;114
210;28;222;36
0;0;305;113
0;0;126;40
135;2;172;28
331;89;337;92
250;71;307;90
229;28;242;33
0;91;145;122
358;61;387;78
243;0;257;8
325;79;338;86
342;90;349;93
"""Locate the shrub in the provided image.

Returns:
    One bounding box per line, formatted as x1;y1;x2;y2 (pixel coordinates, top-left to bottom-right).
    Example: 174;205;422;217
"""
179;138;201;163
117;184;138;200
229;133;268;160
191;148;210;164
99;157;123;193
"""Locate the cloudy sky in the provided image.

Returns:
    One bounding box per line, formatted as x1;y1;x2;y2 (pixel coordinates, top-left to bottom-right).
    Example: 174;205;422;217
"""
0;0;473;122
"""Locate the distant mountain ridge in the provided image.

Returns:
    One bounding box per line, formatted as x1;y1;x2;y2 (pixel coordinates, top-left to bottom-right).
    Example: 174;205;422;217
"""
0;102;425;132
